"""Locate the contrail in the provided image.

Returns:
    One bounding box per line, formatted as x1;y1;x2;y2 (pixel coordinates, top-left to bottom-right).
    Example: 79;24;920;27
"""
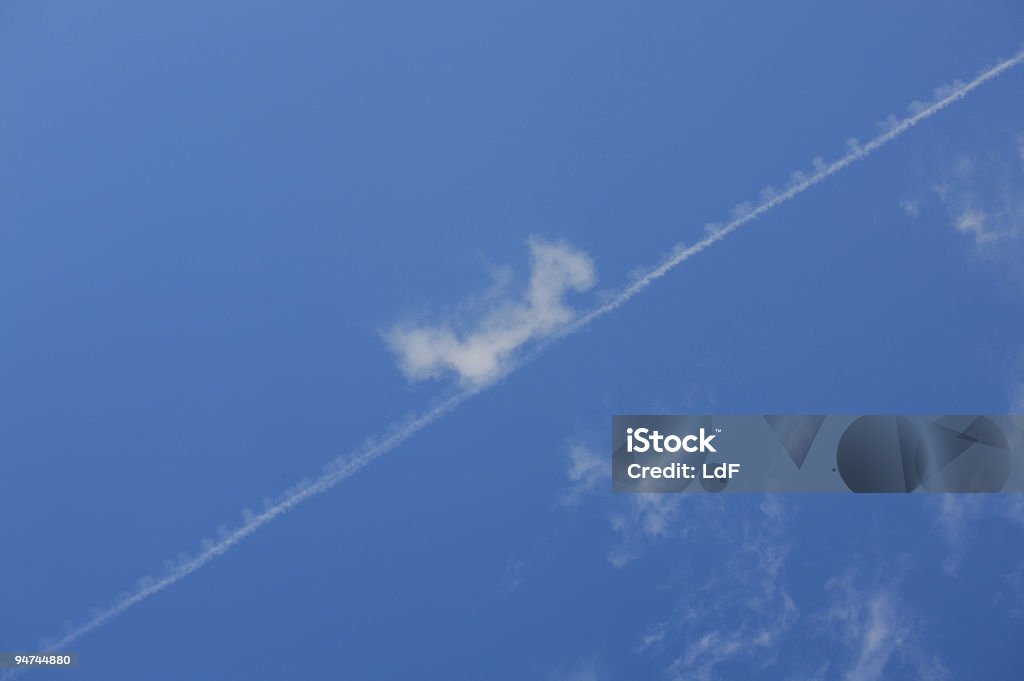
563;48;1024;334
8;48;1022;678
1;390;478;679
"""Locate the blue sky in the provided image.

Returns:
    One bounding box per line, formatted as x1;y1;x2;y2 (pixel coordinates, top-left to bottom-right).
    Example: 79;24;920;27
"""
2;2;1024;679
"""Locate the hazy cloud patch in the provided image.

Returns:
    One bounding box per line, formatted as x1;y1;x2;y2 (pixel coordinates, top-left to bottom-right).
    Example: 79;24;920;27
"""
899;199;921;219
822;573;949;681
635;621;669;654
560;443;605;508
933;494;987;576
935;137;1023;250
899;133;1024;265
666;498;797;681
607;495;688;569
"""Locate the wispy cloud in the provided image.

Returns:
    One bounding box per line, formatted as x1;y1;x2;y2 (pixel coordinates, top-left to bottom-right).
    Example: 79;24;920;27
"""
607;494;687;569
557;432;687;568
902;131;1024;274
386;238;597;388
560;443;606;507
636;621;669;654
822;573;948;681
933;494;986;576
614;495;956;681
900;198;921;219
1003;373;1024;527
591;492;960;681
667;497;797;681
935;148;1024;249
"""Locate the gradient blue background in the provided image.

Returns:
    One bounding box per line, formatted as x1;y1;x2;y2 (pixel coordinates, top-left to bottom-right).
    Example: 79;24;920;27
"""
2;2;1023;679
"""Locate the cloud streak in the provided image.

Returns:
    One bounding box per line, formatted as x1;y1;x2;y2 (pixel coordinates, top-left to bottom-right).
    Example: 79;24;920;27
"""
10;48;1024;675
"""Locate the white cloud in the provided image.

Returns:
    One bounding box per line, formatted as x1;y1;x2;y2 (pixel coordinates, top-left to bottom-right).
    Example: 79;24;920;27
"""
822;574;948;681
933;140;1024;249
386;238;596;388
900;199;920;219
556;433;683;568
666;498;797;681
901;132;1024;307
625;497;955;681
560;443;605;507
931;377;1024;578
636;621;668;654
607;494;685;568
933;494;986;576
953;208;998;243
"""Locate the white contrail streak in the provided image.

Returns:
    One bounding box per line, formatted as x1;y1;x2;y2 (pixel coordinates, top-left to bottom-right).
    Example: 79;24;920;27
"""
1;391;477;679
563;48;1024;334
8;48;1022;678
